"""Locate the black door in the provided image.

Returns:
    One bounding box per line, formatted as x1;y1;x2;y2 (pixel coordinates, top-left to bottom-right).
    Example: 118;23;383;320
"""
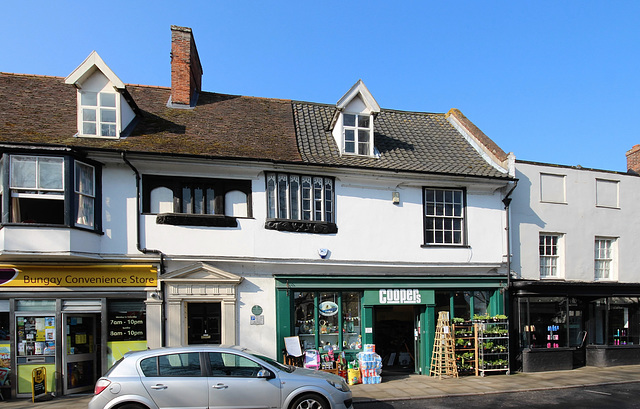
188;303;221;344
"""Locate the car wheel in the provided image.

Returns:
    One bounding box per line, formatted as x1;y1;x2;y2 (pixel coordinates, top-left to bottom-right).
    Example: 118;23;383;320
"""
291;393;328;409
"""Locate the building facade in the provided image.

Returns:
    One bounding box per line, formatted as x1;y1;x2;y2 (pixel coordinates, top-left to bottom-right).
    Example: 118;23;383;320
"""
510;159;640;372
0;26;515;397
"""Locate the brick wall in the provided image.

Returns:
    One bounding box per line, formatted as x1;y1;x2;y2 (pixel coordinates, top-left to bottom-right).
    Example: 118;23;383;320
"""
626;144;640;173
171;26;202;106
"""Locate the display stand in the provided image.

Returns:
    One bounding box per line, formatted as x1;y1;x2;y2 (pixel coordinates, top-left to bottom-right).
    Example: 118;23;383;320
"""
453;322;478;376
429;311;458;379
477;319;509;376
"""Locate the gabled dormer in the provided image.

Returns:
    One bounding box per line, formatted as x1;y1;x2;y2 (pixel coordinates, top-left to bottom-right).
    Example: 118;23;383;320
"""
65;51;138;139
331;80;381;157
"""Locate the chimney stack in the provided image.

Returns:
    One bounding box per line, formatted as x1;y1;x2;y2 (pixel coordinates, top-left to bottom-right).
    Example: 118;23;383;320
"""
170;25;203;108
626;145;640;174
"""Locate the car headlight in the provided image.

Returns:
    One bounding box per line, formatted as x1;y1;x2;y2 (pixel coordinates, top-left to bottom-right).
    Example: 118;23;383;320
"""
326;379;350;392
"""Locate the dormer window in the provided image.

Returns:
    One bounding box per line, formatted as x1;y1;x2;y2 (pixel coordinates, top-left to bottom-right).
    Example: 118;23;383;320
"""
343;113;371;155
65;51;139;139
81;91;117;137
332;80;380;157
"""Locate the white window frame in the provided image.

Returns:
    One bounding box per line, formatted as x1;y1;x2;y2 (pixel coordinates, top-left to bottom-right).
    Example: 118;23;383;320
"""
10;155;65;199
78;91;120;138
342;112;373;156
423;188;465;246
539;233;564;279
595;237;617;281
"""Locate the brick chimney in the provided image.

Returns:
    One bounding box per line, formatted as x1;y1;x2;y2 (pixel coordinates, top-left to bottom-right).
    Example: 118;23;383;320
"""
626;145;640;174
170;25;203;107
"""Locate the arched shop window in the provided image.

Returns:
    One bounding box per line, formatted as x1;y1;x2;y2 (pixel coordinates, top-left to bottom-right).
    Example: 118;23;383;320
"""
294;291;361;352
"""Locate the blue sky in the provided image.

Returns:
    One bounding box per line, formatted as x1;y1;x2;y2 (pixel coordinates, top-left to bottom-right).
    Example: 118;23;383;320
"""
2;1;638;172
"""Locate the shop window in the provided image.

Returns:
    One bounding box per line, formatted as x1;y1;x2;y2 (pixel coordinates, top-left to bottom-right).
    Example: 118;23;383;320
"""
453;291;472;321
473;291;491;317
107;300;146;342
5;154;100;231
143;175;251;226
294;291;361;351
16;316;56;356
607;297;639;346
519;297;568;349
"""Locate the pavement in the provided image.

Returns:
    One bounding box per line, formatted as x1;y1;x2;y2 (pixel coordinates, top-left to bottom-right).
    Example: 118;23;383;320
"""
1;364;640;408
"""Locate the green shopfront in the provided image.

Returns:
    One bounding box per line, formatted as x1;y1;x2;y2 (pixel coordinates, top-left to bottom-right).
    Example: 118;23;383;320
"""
275;275;507;375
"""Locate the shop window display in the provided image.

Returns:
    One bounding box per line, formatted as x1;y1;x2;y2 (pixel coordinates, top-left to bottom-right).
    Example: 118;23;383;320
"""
294;291;361;352
607;297;639;346
519;297;568;349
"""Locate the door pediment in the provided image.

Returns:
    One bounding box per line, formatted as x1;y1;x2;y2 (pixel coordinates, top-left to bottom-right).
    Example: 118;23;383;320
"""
160;262;243;284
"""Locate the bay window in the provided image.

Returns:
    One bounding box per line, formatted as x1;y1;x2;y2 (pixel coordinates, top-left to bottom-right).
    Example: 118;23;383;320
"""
3;154;99;230
265;172;336;234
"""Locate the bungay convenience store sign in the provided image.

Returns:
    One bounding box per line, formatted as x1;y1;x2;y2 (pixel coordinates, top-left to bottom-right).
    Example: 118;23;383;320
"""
0;265;157;287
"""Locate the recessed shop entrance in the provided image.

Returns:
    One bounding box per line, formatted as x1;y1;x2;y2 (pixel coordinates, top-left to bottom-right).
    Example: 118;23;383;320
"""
187;302;221;344
374;305;417;375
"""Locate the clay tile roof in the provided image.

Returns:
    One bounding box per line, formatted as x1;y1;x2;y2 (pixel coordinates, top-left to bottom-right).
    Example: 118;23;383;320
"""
293;102;509;178
0;73;301;162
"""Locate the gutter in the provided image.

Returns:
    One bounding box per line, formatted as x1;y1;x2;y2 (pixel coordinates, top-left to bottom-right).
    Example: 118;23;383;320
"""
121;151;166;347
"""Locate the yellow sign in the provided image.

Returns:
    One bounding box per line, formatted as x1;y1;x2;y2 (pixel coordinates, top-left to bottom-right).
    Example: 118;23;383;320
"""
0;265;157;288
32;366;46;402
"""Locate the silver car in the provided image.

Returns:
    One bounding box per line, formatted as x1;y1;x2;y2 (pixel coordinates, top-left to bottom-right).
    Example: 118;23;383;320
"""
88;345;353;409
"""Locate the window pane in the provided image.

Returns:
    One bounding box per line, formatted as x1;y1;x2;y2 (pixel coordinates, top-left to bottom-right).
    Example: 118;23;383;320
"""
206;188;216;215
76;195;94;228
101;108;116;123
100;93;116;108
10;156;37;188
81;92;97;106
83;109;96;122
194;188;204;214
101;124;116;137
182;187;192;213
294;292;315;349
357;115;370;128
140;357;158;376
75;162;94;196
290;176;299;220
319;292;339;349
343;114;355;127
267;175;276;218
38;158;64;190
158;353;201;377
83;122;97;135
278;175;288;219
342;292;361;350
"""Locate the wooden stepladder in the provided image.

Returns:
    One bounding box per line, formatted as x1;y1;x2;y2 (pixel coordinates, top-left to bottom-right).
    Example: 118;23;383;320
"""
429;311;458;379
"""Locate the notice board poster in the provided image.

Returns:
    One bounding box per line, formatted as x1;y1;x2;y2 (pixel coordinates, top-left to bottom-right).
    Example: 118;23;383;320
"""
107;310;146;342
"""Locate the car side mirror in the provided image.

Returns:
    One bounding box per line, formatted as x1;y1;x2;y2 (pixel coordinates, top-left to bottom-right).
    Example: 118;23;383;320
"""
257;369;274;379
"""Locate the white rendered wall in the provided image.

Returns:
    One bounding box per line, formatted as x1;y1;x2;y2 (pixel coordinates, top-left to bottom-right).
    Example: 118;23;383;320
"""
510;161;640;283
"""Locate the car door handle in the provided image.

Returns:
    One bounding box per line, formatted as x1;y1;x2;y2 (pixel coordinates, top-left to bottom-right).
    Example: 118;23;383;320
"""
151;384;168;390
212;383;228;389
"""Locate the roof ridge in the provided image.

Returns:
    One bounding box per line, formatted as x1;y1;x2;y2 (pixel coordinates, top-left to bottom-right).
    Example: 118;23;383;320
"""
0;72;65;80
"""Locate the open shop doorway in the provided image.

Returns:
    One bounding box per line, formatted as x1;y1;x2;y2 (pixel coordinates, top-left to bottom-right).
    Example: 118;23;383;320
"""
374;305;417;375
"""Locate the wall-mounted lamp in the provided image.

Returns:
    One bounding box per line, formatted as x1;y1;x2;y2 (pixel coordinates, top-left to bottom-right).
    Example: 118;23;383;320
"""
392;191;400;205
150;291;162;300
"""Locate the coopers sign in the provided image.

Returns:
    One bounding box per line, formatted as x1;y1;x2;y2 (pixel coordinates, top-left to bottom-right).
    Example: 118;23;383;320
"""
379;289;422;304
